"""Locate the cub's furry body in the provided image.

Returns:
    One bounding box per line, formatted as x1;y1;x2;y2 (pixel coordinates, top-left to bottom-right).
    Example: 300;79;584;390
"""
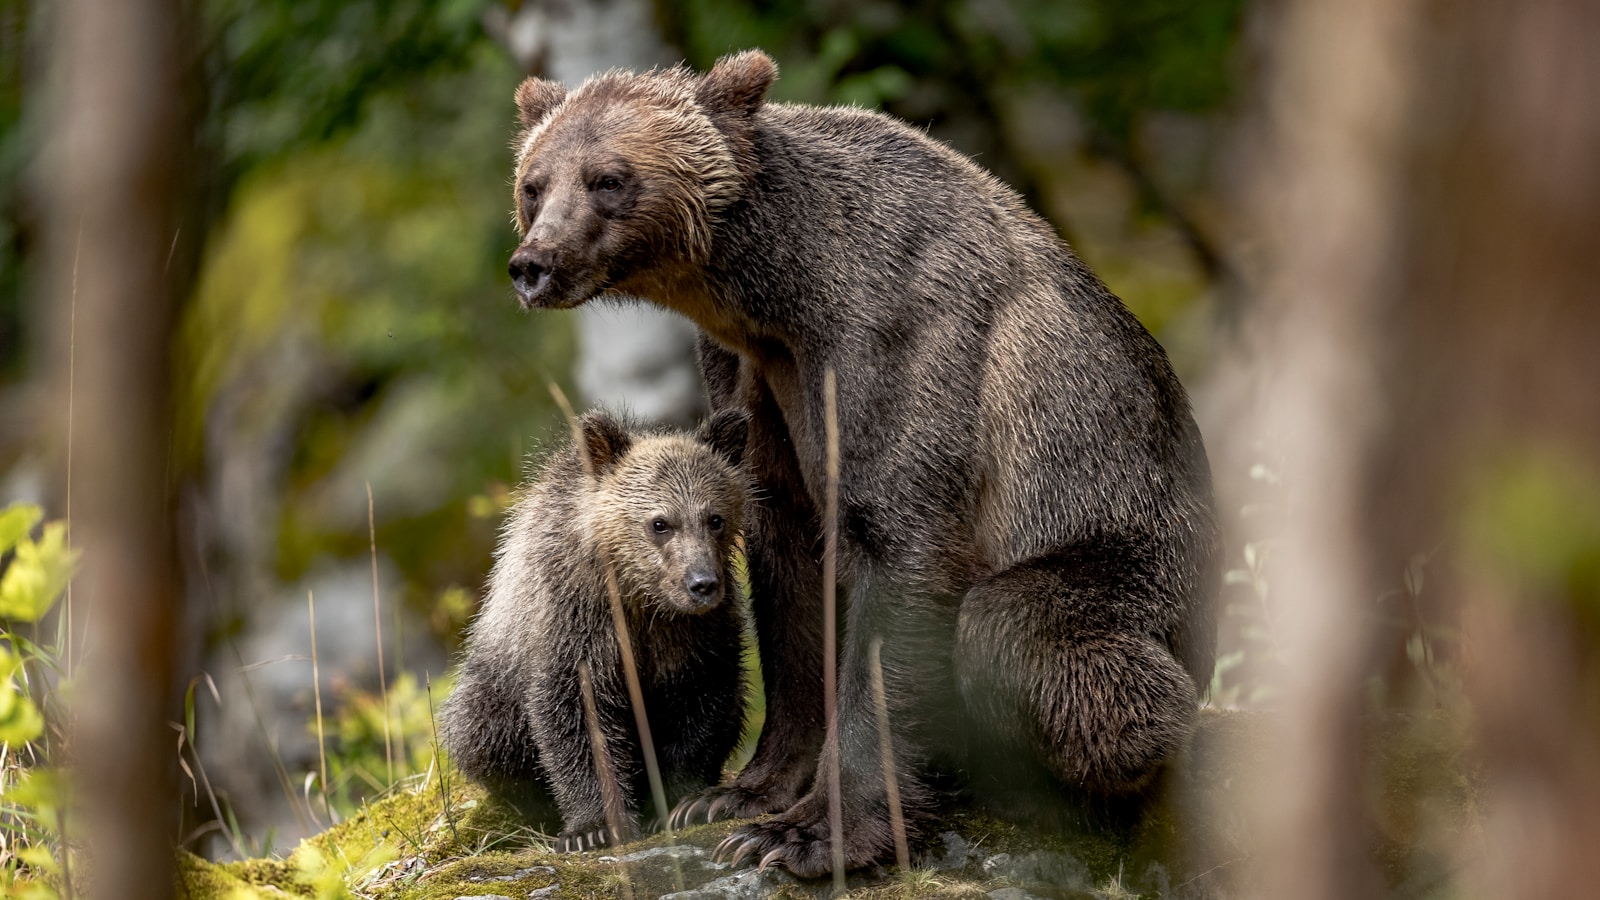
441;411;750;851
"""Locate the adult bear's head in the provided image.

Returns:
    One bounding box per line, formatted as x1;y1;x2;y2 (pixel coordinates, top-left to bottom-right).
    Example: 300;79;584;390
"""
505;50;777;310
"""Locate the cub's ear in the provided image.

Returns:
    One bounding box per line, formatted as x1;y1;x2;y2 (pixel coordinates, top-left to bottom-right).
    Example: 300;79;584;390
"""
697;409;750;468
516;77;568;130
577;411;633;476
696;50;777;122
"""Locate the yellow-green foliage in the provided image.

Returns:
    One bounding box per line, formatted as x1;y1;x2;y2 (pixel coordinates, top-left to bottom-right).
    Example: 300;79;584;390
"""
0;503;78;898
322;671;456;816
1463;448;1600;612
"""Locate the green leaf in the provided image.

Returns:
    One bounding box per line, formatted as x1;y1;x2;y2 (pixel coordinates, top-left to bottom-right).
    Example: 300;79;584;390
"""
0;687;45;745
0;504;43;556
6;769;64;820
0;523;78;623
14;846;58;876
12;881;63;900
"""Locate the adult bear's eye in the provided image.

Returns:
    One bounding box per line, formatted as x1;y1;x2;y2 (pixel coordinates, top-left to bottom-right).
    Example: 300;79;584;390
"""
651;518;670;534
708;515;724;532
522;182;539;200
597;176;622;193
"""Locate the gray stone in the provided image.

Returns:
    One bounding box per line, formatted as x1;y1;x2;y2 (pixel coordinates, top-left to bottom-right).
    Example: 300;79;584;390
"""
656;866;802;900
616;845;712;864
468;865;558;883
987;889;1047;900
981;850;1092;891
924;831;982;872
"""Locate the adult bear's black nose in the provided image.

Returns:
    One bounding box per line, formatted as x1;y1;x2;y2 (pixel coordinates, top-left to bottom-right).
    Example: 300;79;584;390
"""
685;570;720;602
508;245;553;302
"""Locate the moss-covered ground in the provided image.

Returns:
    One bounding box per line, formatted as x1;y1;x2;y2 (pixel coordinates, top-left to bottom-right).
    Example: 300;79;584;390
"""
175;710;1482;900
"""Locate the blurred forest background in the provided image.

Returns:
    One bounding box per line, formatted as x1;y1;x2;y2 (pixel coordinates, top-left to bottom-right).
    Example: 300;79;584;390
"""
3;0;1599;897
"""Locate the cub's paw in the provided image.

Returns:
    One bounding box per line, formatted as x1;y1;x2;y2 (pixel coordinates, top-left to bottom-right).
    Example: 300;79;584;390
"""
669;784;787;829
554;820;638;853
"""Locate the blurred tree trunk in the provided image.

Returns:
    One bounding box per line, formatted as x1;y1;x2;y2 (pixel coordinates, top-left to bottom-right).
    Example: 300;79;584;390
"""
1387;1;1600;896
42;0;189;895
485;0;704;428
1236;0;1600;897
1233;0;1413;896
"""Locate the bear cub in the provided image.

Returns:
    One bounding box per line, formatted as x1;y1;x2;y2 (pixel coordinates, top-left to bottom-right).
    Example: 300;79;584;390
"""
441;409;751;851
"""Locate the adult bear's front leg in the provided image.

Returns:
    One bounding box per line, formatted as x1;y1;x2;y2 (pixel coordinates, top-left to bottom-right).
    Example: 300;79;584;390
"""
672;358;827;827
715;577;959;876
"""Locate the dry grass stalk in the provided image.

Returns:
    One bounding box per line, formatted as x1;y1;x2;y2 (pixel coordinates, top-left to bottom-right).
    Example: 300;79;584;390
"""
550;382;674;835
367;482;394;785
822;368;845;893
869;637;909;871
308;590;331;826
64;224;78;683
578;663;631;848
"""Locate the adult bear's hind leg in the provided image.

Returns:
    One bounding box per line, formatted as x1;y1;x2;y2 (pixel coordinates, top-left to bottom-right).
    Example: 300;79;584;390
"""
955;548;1201;798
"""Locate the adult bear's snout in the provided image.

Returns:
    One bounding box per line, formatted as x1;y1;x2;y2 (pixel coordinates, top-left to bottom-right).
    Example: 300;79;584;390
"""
508;245;554;304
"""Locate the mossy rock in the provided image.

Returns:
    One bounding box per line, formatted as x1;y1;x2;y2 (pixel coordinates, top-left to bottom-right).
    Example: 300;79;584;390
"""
177;710;1478;899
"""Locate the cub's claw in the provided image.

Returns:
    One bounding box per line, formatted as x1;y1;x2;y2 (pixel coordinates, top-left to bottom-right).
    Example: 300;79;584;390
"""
556;825;622;853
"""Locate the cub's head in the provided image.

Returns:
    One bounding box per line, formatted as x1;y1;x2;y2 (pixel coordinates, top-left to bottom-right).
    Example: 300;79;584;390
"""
578;409;750;614
506;50;777;309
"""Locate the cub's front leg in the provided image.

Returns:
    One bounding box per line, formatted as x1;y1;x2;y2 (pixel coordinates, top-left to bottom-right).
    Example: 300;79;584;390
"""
528;655;642;851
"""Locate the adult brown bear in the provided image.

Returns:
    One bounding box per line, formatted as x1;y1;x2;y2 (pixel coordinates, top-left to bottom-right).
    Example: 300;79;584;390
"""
503;50;1219;876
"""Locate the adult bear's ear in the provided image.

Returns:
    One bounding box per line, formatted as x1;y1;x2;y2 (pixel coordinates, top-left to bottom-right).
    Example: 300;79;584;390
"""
516;77;568;130
697;409;749;468
696;50;777;124
577;411;633;477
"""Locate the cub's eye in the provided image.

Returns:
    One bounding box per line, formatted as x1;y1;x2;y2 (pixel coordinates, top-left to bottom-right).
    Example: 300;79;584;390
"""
651;518;670;534
596;176;622;193
708;515;724;532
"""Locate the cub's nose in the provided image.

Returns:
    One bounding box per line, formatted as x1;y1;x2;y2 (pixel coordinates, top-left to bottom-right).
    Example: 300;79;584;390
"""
685;571;721;602
508;246;553;301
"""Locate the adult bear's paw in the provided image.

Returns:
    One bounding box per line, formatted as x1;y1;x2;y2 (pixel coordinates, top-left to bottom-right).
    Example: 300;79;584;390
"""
712;811;893;878
714;817;836;877
668;782;792;828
